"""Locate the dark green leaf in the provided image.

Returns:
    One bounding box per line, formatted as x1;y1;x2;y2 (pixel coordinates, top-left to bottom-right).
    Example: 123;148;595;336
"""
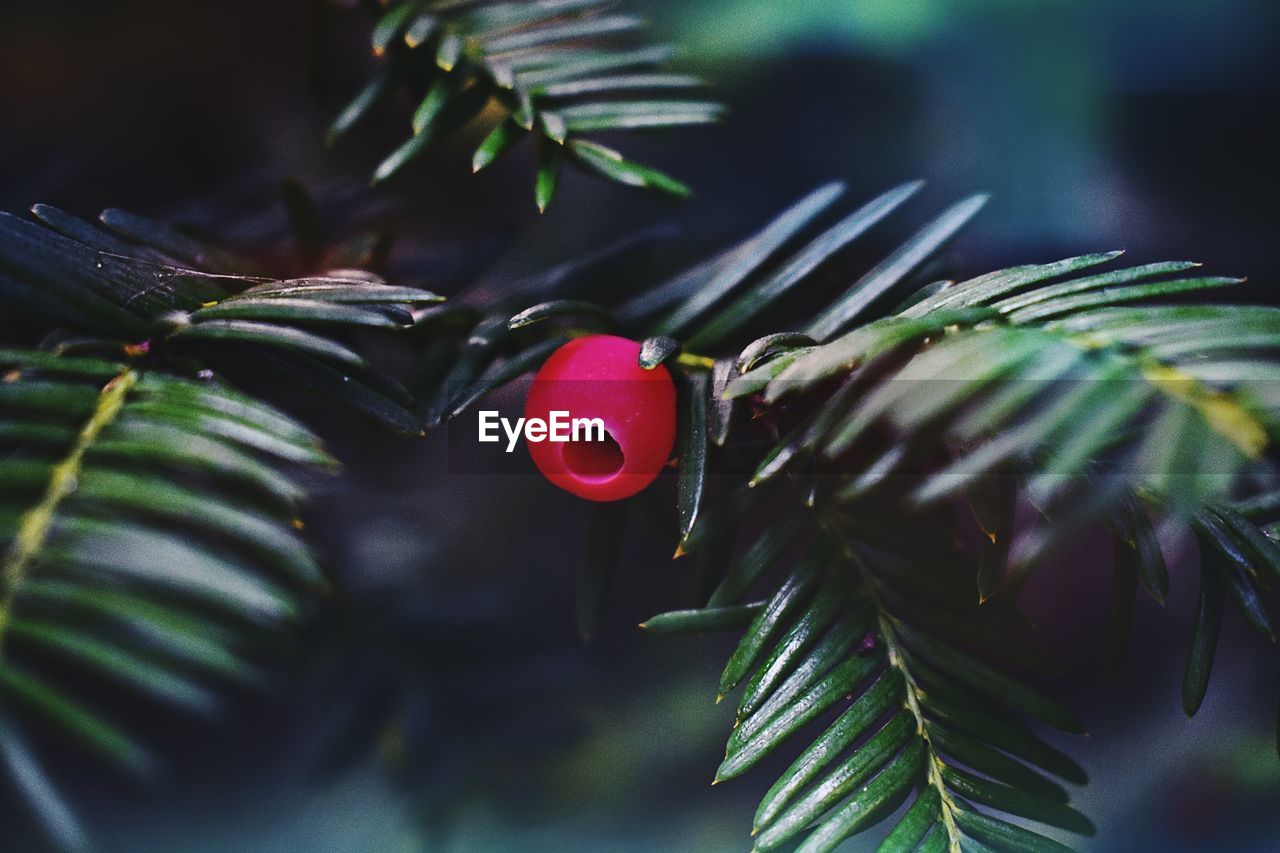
481;14;643;53
734;614;872;740
405;14;441;48
567;140;690;196
19;579;256;682
119;402;329;466
1194;513;1274;637
991;260;1201;313
941;765;1094;835
535;139;562;212
1182;556;1226;719
328;65;394;142
516;45;676;87
556;100;723;133
70;469;321;585
473;118;524;173
927;723;1068;802
0;666;151;776
707;511;807;606
532;72;704;98
1007;276;1242;324
792;736;926;853
676;371;708;544
615;248;733;324
136;376;322;449
896;623;1084;733
688;180;923;348
49;522;297;624
719;537;831;695
435;32;464;71
170;320;366;367
754;712;916;850
461;0;611;34
906;251;1124;317
372;83;489;182
507;299;612;331
736;333;817;374
9;620;218;716
422;315;509;428
753;669;904;829
91;422;306;509
765;308;997;403
411;78;454;136
1213;504;1280;583
0;349;124;379
0;212;153;335
657;183;847;336
807;195;989;341
371;0;422;53
724;346;816;400
722;635;879;778
875;786;941;853
639;602;764;634
1109;493;1167;603
736;576;857;718
920;691;1088;785
29;204;145;259
952;805;1075;853
0;381;98;419
244;345;420;434
193;298;408;328
237;279;442;304
447;338;564;420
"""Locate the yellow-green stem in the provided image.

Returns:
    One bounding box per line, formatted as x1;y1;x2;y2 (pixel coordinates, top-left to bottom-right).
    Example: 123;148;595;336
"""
877;612;964;853
819;510;964;853
0;368;138;653
675;352;716;370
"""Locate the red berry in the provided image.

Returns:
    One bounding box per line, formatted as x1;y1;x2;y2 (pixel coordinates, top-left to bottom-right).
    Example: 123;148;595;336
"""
524;335;677;501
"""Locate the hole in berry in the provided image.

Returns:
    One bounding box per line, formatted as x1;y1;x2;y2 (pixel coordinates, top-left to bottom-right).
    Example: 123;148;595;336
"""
561;430;624;481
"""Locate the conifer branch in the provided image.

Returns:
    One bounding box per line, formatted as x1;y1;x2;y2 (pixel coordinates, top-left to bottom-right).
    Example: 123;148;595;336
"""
0;195;437;845
846;527;966;853
329;0;724;207
0;366;137;654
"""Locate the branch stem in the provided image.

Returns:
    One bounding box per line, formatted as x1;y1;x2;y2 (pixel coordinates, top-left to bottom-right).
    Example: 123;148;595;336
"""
819;509;965;853
876;612;964;853
675;352;716;370
0;367;139;654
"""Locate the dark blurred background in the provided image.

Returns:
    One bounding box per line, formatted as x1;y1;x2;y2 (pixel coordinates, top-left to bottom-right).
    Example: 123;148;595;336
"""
2;0;1279;850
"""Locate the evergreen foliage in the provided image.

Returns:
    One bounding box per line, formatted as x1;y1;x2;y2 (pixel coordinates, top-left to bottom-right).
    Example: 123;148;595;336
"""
0;204;437;845
423;180;1280;851
330;0;723;206
6;175;1280;853
2;3;1278;850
